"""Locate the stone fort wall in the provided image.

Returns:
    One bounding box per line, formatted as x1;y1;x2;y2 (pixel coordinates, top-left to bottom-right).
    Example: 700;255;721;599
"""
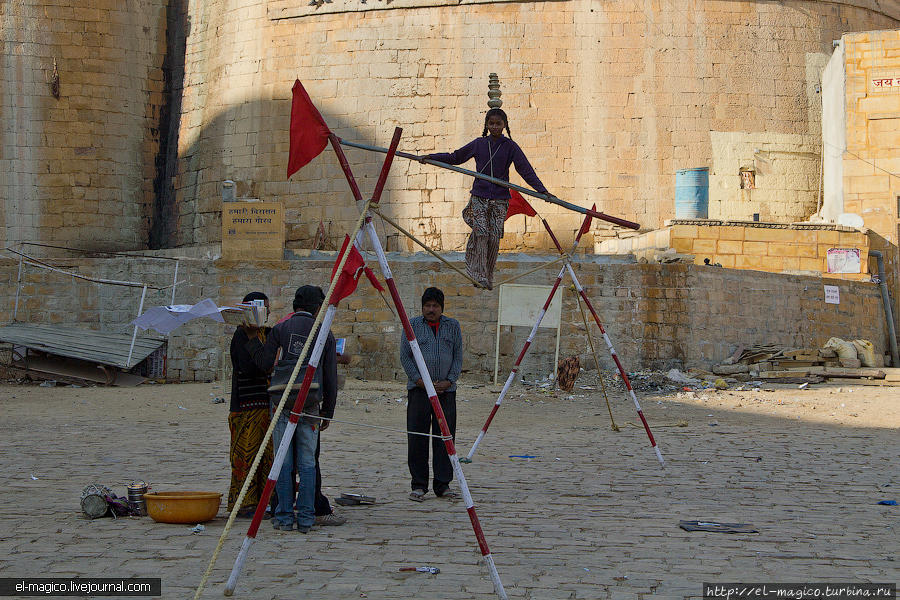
0;253;888;382
1;0;168;252
2;1;899;254
168;0;899;252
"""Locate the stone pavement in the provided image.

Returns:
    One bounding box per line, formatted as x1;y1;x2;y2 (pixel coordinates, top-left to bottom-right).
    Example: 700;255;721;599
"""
0;380;896;599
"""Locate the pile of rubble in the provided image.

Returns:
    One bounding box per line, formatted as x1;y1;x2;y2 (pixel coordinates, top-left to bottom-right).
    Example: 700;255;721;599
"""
711;341;898;386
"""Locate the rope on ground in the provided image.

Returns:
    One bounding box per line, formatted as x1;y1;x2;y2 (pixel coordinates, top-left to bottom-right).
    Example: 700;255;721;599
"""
573;288;620;432
293;412;452;440
372;208;484;288
623;421;688;428
193;199;373;600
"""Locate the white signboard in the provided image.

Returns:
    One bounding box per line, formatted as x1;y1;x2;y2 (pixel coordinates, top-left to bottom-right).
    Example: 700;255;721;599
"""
497;284;563;328
826;248;861;274
824;285;840;305
495;284;563;383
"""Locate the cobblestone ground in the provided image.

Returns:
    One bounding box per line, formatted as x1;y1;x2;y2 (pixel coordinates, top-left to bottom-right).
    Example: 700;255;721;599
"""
0;379;896;599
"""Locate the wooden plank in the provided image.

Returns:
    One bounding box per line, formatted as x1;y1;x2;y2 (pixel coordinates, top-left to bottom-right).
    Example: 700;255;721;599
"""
824;377;900;387
759;370;810;378
806;366;886;378
884;368;900;382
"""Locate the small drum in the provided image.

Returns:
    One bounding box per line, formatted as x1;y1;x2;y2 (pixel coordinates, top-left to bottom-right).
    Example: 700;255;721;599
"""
80;484;113;519
127;480;149;517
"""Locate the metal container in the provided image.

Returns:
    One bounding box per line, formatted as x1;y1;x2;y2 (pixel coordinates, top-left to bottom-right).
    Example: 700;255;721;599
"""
675;167;709;219
81;484;113;519
127;480;149;516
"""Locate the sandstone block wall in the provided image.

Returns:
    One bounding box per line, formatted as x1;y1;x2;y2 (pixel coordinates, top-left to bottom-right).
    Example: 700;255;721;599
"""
1;0;168;253
598;221;877;281
841;29;900;247
0;253;888;382
165;0;899;252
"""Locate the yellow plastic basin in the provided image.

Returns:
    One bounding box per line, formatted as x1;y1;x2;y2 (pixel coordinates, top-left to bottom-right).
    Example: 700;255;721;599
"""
145;491;222;524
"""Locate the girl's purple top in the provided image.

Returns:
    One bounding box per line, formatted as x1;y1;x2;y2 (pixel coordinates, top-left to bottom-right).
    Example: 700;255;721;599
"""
424;135;547;200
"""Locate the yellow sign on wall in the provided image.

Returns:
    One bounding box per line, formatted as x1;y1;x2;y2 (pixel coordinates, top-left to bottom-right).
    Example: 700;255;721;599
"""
221;201;284;261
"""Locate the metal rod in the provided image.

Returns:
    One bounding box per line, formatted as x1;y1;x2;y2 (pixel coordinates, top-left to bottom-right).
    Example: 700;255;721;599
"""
870;250;899;367
171;261;179;305
337;138;641;230
126;285;147;369
13;255;23;321
4;248;168;289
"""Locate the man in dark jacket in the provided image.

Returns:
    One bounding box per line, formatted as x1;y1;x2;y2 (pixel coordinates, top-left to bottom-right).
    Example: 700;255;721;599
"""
246;285;337;532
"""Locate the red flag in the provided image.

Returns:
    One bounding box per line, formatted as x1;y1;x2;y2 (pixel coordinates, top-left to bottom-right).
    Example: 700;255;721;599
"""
578;203;597;237
330;236;383;303
287;80;331;178
505;189;537;221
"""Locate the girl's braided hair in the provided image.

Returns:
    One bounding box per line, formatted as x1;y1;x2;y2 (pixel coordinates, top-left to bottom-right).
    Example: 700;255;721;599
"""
481;108;512;140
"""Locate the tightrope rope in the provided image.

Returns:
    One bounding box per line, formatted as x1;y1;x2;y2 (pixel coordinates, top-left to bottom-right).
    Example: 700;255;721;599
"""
294;412;453;440
193;199;373;600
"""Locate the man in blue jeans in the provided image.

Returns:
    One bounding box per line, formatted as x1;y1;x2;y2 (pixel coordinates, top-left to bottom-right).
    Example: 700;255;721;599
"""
246;286;337;532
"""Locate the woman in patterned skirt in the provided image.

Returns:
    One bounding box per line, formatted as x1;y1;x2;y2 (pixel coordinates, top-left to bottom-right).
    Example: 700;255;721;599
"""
420;108;554;290
227;292;274;517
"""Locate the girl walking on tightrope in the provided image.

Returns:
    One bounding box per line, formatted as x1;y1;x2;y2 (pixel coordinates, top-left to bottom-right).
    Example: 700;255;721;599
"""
420;108;553;290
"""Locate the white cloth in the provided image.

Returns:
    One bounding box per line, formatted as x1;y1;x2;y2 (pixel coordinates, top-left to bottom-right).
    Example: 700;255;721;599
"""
131;298;225;335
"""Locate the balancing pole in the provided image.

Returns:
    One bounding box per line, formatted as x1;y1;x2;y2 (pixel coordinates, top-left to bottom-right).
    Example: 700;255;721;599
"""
337;138;640;231
542;231;665;467
336;129;509;600
464;213;592;462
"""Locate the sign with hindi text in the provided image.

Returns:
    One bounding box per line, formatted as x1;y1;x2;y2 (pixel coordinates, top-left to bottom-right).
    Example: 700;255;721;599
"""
221;201;285;261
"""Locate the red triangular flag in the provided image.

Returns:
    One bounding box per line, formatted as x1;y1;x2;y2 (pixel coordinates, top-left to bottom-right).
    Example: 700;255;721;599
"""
363;266;385;292
578;203;597;237
287;80;331;178
505;189;537;221
330;235;370;304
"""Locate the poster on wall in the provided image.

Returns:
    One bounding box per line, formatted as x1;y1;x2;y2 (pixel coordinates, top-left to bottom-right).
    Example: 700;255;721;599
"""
826;248;861;274
824;285;840;305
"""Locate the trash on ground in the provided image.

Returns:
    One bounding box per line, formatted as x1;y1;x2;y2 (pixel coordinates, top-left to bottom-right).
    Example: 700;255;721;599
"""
399;566;440;574
679;520;758;533
335;493;376;506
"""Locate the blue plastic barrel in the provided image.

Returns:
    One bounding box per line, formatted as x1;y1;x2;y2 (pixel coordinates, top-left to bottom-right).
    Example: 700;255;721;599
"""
675;167;709;219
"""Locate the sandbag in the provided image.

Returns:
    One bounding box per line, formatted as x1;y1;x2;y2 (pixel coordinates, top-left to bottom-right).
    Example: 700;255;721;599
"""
852;339;876;367
823;337;857;360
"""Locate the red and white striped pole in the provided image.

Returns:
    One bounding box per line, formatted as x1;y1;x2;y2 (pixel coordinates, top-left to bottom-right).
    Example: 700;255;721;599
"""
543;222;665;467
565;265;664;466
465;215;592;462
223;129;404;597
224;304;338;595
363;219;508;599
326;127;507;599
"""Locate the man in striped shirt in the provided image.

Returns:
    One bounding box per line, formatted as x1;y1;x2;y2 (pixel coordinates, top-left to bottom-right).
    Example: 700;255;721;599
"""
400;287;463;502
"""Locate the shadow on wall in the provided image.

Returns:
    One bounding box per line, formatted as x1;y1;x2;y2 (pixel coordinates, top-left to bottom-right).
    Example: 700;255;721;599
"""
152;89;393;251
